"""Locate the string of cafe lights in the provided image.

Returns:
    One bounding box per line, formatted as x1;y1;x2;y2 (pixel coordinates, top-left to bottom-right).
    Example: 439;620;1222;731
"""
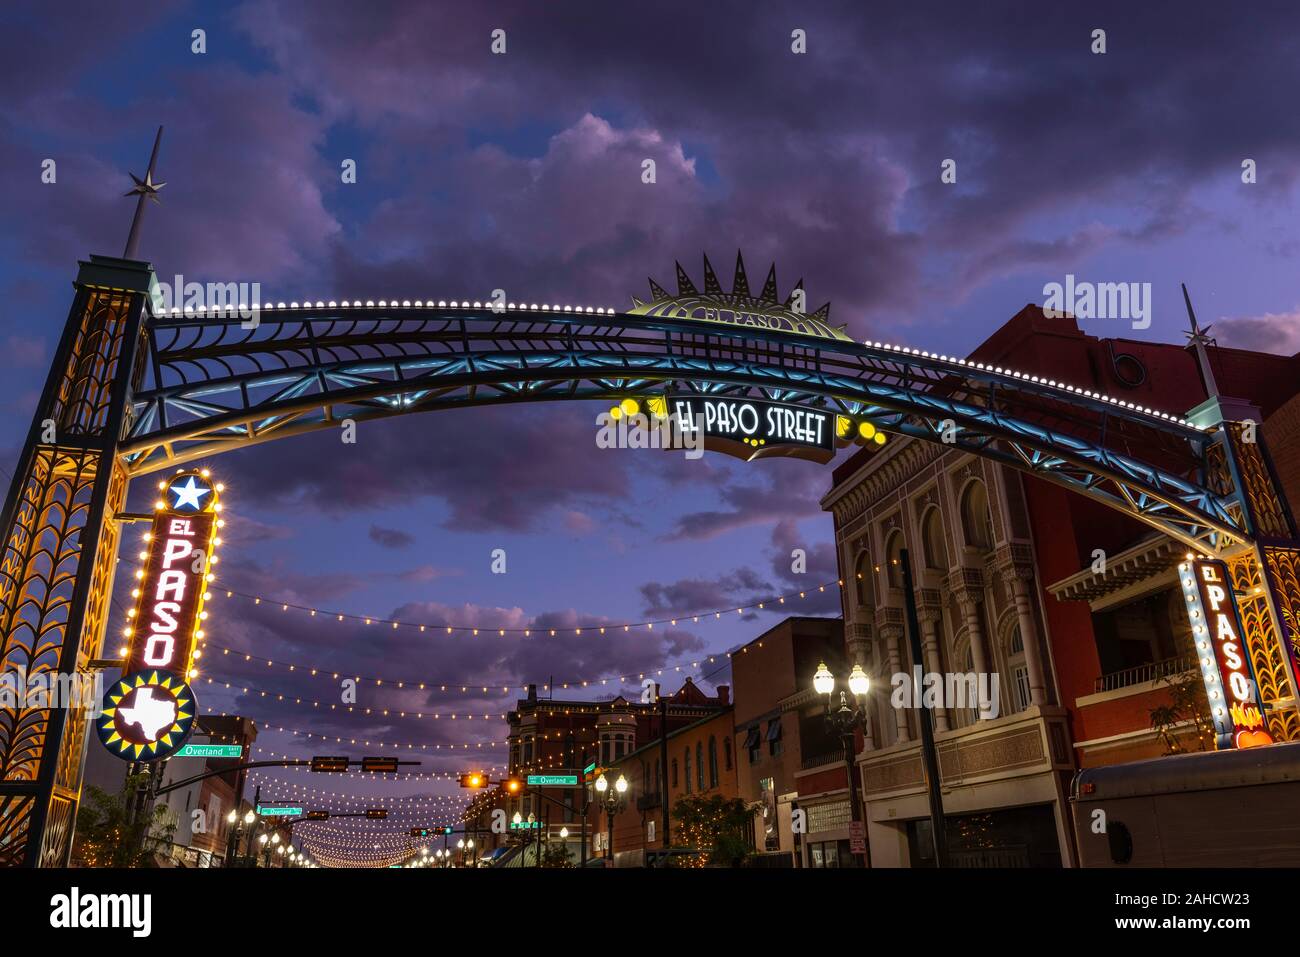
248;777;471;809
211;578;843;638
237;721;506;756
197;640;726;695
166;299;1205;429
197;676;507;721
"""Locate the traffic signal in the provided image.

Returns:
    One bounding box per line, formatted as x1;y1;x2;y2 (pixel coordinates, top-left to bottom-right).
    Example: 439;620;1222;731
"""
304;810;330;820
360;757;399;773
365;808;388;820
502;777;524;794
443;827;454;835
458;772;489;789
410;828;430;838
310;756;349;773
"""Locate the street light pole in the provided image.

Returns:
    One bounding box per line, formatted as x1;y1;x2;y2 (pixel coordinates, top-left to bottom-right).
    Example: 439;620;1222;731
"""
594;772;628;865
813;660;871;867
900;548;950;868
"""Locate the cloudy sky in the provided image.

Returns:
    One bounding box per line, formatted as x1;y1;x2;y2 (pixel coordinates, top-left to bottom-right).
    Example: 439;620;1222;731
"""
4;1;1300;862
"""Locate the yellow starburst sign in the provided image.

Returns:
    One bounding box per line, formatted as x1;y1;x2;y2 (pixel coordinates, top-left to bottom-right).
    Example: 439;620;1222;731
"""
96;669;197;762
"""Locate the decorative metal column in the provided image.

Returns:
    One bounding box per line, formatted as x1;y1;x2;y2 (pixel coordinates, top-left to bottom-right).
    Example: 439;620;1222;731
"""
0;255;154;865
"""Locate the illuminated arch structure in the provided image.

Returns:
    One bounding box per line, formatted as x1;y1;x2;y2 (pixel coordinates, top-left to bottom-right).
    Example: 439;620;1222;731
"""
3;240;1300;866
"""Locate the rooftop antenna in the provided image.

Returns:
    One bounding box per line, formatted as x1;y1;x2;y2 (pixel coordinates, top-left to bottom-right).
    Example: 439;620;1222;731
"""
123;126;165;259
1181;282;1220;400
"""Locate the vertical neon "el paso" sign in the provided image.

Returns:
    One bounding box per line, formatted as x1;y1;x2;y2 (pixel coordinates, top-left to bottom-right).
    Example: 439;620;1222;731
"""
123;469;223;679
1180;556;1273;750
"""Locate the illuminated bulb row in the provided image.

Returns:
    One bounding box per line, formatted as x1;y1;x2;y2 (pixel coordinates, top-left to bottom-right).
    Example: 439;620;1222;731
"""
201;641;718;694
165;300;618;316
862;340;1203;430
218;579;843;636
250;721;503;753
200;679;506;722
251;778;474;808
1179;559;1230;727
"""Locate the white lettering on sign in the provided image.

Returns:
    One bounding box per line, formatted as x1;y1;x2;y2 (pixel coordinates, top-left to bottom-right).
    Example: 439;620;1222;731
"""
672;398;830;448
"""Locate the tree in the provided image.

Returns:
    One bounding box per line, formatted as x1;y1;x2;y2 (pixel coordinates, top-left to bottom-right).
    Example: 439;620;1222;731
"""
670;794;752;867
1148;671;1214;754
542;841;574;868
73;772;177;867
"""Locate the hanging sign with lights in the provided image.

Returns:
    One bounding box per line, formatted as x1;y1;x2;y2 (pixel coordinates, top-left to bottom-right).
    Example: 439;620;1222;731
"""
123;470;223;678
100;469;224;762
1180;556;1274;750
669;396;838;463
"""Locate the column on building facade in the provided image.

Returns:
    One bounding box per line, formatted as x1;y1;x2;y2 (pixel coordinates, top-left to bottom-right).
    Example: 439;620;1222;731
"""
1004;565;1048;707
878;621;911;744
949;568;990;717
915;598;950;733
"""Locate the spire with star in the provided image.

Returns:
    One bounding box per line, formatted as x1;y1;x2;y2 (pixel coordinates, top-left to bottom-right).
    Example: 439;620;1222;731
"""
123;126;165;260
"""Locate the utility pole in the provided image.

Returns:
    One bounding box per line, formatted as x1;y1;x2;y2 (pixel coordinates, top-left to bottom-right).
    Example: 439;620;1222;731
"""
900;549;949;867
580;745;588;867
658;690;670;855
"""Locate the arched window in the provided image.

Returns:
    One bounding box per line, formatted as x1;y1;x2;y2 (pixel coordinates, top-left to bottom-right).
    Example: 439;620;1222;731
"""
696;742;704;791
960;480;993;552
724;736;733;770
1007;623;1030;712
683;748;692;794
708;736;719;788
854;552;875;608
671;758;678;789
922;507;947;571
885;530;904;588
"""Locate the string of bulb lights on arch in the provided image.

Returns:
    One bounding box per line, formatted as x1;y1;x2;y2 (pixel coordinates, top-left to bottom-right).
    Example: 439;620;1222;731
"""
210;579;843;637
196;640;728;694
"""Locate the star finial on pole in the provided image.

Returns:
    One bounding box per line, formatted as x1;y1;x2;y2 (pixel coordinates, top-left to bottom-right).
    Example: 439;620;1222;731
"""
123;126;164;260
1181;282;1220;399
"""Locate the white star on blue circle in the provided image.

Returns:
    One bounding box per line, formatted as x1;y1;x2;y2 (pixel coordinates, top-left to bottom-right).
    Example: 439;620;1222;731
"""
168;476;212;511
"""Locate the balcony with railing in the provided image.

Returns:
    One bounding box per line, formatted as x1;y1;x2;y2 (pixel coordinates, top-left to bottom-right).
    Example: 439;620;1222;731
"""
799;747;847;772
1092;653;1195;694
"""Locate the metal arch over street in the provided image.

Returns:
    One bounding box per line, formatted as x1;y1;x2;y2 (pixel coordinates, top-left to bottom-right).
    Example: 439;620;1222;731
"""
122;294;1240;553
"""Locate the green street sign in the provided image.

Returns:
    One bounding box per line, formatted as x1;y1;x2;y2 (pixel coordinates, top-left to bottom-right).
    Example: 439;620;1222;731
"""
509;820;542;830
582;761;596;775
527;774;579;787
175;743;243;759
257;805;302;817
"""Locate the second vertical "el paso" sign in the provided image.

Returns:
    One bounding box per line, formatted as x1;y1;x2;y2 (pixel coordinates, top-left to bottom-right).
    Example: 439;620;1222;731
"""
1182;557;1274;750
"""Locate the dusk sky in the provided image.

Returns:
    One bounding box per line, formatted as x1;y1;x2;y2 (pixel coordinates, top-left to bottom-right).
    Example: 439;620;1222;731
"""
4;1;1300;863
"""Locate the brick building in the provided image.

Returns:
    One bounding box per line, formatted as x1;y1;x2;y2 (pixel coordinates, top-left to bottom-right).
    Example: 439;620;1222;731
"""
821;304;1300;867
729;616;852;866
464;678;730;863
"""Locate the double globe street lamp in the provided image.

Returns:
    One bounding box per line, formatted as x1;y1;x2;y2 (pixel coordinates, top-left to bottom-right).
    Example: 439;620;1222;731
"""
594;772;629;864
812;661;870;865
